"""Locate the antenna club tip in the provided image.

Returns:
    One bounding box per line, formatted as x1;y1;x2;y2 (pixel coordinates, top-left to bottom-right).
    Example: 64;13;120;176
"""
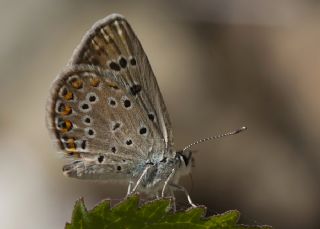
241;126;247;130
234;126;247;134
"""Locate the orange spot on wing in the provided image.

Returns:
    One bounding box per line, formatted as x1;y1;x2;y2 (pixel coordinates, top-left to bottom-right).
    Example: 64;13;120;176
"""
70;78;83;89
62;105;72;115
65;138;76;151
59;120;73;133
64;91;74;100
106;80;119;89
58;103;72;115
90;77;100;87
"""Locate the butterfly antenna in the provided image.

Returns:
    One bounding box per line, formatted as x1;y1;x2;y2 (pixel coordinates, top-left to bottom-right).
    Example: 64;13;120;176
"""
182;126;247;152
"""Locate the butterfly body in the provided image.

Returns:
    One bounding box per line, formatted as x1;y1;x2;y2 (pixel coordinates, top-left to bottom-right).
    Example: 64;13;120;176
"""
47;14;193;196
62;148;191;195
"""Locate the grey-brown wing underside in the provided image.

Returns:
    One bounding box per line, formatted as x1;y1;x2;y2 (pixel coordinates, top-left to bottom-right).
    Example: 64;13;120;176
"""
46;65;157;179
69;14;174;151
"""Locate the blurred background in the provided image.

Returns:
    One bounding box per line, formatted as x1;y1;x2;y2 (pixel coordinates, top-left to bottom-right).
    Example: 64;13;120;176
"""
1;0;320;228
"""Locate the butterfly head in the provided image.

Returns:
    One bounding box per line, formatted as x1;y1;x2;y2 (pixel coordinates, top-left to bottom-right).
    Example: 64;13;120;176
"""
175;150;193;176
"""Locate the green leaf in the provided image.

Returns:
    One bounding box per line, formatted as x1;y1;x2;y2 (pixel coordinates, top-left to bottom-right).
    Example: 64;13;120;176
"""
66;195;272;229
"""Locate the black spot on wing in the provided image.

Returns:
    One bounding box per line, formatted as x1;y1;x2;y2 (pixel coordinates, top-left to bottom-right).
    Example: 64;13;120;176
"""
130;84;141;96
109;61;121;71
119;57;127;68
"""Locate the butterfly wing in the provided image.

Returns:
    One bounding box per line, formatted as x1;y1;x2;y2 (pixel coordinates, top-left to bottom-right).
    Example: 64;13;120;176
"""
47;65;159;179
69;14;174;153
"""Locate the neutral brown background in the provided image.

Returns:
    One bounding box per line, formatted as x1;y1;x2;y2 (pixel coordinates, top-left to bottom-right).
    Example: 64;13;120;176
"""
1;1;319;228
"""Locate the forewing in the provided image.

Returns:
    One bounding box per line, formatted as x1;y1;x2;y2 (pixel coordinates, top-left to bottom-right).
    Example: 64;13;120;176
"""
69;14;173;151
47;65;157;179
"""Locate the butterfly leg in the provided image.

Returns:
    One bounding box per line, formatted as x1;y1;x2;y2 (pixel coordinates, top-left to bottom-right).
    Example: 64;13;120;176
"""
169;183;196;208
161;168;176;197
126;180;134;196
129;164;152;195
155;191;160;199
169;188;177;212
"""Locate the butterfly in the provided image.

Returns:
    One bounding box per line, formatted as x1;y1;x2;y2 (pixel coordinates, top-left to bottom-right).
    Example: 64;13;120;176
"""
46;14;246;208
46;14;197;207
